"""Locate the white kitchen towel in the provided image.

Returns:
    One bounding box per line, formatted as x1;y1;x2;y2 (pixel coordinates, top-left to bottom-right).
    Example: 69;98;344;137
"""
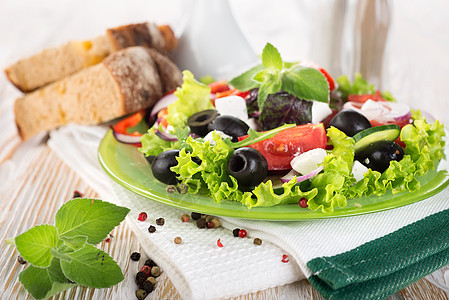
48;124;303;300
48;124;449;299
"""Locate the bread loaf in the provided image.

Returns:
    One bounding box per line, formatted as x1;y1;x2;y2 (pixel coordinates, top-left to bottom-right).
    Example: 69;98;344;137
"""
5;22;176;92
14;46;182;140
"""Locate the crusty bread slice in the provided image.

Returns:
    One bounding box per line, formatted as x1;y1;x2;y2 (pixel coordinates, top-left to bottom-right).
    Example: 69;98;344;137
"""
5;22;176;92
14;46;182;140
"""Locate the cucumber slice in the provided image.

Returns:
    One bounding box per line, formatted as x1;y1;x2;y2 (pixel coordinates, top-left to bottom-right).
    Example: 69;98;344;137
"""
353;124;400;153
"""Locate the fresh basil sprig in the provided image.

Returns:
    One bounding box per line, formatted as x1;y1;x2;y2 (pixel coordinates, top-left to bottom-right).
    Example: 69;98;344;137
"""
229;42;329;110
8;198;130;299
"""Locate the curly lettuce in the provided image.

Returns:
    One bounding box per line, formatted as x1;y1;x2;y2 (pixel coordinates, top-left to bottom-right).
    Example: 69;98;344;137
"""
167;70;214;128
169;116;445;213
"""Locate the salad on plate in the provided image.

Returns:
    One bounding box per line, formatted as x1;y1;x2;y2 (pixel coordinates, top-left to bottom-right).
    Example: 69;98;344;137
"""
112;43;446;213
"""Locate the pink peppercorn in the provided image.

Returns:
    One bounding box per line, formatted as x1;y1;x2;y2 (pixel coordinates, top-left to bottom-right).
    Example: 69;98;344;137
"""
238;229;247;238
141;265;151;276
298;197;308;208
138;212;148;222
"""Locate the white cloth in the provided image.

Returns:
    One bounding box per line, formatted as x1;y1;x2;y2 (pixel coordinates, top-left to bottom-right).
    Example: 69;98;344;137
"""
49;124;449;299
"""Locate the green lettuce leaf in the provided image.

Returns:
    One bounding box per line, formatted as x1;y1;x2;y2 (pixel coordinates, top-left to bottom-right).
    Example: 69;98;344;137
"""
167;70;213;128
336;73;396;101
139;127;180;157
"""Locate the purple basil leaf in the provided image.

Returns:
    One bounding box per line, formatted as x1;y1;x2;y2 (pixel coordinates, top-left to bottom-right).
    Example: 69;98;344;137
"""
259;92;312;130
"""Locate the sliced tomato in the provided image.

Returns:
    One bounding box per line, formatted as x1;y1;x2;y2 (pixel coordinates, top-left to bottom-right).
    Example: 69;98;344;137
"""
238;124;327;170
319;68;335;91
209;81;231;94
347;90;386;103
214;88;250;99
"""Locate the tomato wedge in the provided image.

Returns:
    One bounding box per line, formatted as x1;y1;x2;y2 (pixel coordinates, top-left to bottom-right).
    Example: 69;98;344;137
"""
347;90;386;103
238;124;327;170
319;68;335;91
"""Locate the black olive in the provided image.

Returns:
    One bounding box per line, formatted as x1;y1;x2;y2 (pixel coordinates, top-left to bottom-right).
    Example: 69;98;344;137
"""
151;150;180;185
187;110;220;137
145;155;156;164
355;140;404;173
227;148;268;188
208;115;250;142
329;110;371;136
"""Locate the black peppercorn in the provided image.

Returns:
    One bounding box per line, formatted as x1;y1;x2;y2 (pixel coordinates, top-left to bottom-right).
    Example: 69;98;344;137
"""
142;280;154;293
196;218;206;229
130;252;141;261
144;259;157;267
191;212;201;220
72;190;83;198
17;255;27;265
135;271;147;286
148;225;156;233
156;218;165;226
232;228;240;237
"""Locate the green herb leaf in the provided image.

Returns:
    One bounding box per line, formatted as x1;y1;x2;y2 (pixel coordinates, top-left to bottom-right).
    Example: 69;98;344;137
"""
55;198;129;245
59;236;88;252
15;224;59;268
229;123;296;148
228;64;265;91
262;42;283;70
281;65;329;103
257;74;282;109
60;244;124;288
19;258;75;299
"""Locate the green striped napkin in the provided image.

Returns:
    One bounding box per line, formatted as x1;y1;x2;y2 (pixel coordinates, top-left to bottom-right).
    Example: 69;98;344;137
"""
221;187;449;299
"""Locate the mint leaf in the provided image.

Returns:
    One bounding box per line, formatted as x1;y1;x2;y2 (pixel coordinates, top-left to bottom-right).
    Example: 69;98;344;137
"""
228;64;265;91
19;258;75;299
15;224;58;268
257;74;282;109
230;123;296;148
262;43;283;70
55;198;129;244
281;65;329;103
60;244;124;288
58;236;88;252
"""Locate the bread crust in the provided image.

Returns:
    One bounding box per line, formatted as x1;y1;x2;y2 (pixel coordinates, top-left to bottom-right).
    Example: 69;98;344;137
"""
14;46;182;140
5;22;176;93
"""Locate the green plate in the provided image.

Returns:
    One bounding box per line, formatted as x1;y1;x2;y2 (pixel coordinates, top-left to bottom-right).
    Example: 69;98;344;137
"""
98;130;449;220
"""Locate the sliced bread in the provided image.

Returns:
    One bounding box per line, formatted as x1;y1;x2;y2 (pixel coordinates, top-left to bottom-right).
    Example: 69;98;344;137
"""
14;46;182;140
5;22;176;92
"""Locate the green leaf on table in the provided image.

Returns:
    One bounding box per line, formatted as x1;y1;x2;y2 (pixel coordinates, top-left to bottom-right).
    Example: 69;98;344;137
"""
55;198;129;245
60;244;124;288
261;42;283;70
15;224;59;268
19;258;75;299
281;65;329;103
58;235;88;252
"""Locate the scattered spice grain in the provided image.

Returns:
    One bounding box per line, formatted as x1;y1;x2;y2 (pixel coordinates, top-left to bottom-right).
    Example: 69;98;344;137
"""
148;225;156;233
253;238;263;245
130;252;141;261
174;236;182;244
156;217;165;226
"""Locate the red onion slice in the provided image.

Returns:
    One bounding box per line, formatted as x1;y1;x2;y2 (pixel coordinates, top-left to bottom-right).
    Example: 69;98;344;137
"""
149;92;178;120
280;166;324;184
112;130;142;146
155;129;178;142
343;100;410;123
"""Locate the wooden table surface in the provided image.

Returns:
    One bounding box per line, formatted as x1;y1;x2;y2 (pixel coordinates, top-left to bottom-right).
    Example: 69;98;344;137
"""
1;1;449;299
